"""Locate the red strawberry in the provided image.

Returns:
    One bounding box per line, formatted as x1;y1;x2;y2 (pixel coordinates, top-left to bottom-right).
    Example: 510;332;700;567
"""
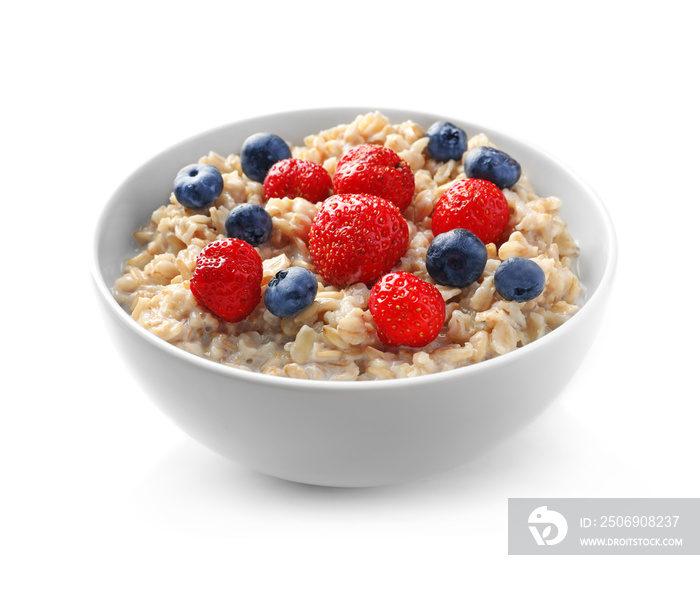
333;144;415;211
308;193;409;287
263;158;333;203
431;178;510;245
369;271;446;347
190;238;263;322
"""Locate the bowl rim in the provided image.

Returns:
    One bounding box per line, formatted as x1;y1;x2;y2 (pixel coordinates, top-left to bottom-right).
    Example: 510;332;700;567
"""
91;106;618;392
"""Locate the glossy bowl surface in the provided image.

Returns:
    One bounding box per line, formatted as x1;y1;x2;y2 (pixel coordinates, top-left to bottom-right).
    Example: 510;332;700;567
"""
92;108;617;487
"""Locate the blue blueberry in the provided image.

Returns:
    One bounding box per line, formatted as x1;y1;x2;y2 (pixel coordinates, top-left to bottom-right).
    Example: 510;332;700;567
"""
173;164;224;210
425;121;468;162
240;132;291;183
225;203;273;247
264;266;318;318
464;146;521;190
426;228;487;287
494;257;545;302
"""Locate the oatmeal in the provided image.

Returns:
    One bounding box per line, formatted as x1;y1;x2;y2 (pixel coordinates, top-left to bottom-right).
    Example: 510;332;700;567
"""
112;112;581;381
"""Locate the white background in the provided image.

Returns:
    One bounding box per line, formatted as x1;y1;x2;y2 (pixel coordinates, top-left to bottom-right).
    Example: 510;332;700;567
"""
3;1;698;610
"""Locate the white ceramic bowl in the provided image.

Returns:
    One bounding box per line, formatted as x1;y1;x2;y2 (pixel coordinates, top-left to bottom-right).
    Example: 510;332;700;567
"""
91;107;617;487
